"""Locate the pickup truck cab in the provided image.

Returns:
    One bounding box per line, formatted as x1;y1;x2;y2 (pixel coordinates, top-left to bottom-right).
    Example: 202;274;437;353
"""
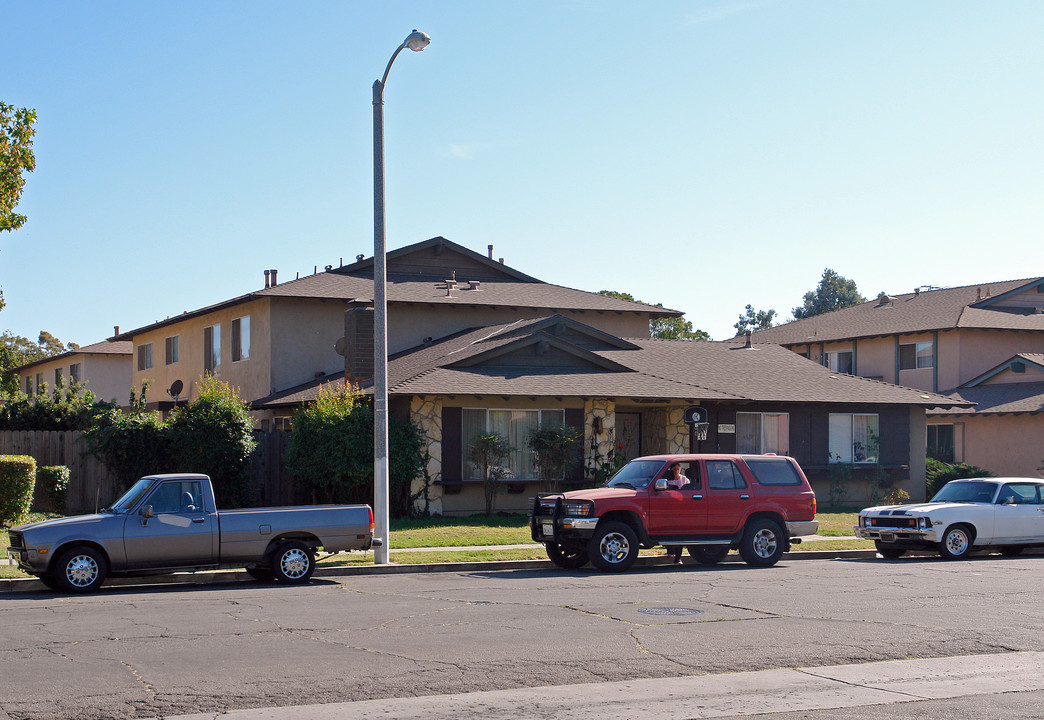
531;454;818;572
7;473;377;593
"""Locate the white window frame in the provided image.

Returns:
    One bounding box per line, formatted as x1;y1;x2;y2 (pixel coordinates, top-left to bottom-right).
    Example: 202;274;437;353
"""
232;316;250;363
462;408;567;481
824;350;853;374
828;413;879;464
137;343;153;371
736;412;790;455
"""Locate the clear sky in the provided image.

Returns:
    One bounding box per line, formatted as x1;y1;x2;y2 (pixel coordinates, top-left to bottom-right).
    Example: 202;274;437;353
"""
3;1;1042;346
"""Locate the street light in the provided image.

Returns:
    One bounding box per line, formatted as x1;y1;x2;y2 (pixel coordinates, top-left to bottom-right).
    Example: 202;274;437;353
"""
372;29;429;565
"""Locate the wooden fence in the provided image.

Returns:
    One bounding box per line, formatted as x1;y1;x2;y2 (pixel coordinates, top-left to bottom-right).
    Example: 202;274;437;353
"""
0;430;304;514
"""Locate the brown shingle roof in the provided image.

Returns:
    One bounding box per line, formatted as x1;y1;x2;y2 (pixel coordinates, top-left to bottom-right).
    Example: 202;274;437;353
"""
928;382;1044;416
750;278;1044;345
12;340;132;372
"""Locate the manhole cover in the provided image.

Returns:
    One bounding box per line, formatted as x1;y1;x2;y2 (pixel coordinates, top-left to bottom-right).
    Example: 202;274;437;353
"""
637;607;704;616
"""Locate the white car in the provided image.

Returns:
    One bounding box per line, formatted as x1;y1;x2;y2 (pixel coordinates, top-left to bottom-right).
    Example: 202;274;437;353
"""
855;478;1044;559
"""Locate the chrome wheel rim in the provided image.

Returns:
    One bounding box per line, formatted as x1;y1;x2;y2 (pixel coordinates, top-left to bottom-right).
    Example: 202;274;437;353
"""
66;554;99;587
280;548;310;579
945;529;969;556
751;529;778;559
598;532;630;563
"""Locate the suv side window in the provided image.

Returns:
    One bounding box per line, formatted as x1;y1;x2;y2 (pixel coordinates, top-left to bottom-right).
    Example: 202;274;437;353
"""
706;461;746;490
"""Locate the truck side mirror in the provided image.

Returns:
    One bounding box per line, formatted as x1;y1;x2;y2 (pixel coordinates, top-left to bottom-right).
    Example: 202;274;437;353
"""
141;505;154;519
654;479;668;491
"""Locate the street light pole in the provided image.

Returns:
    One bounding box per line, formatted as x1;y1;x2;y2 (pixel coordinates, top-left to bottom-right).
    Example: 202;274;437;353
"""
372;29;430;565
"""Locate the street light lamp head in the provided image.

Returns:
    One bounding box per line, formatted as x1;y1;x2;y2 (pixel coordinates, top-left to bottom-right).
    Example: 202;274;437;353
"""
405;30;430;52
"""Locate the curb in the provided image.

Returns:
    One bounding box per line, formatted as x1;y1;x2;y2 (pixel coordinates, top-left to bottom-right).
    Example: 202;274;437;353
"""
0;549;879;595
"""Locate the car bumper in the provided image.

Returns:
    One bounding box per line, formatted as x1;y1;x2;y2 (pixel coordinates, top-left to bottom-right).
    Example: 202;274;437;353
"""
786;520;819;536
531;516;599;544
6;547;43;573
854;527;939;543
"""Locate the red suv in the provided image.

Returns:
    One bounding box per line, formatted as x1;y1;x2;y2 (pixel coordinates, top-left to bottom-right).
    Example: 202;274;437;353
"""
530;454;818;572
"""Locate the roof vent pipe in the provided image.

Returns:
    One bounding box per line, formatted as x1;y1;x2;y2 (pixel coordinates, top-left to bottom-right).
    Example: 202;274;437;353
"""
488;245;494;259
914;287;920;296
264;269;271;288
499;257;505;264
270;269;278;286
745;330;752;348
357;254;364;262
976;287;982;300
114;325;120;336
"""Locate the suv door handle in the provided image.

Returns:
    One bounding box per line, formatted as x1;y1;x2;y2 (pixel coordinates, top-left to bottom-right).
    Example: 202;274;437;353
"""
739;495;750;500
691;494;703;500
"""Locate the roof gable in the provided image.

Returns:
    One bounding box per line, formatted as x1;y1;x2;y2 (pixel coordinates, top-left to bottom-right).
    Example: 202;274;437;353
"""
963;353;1044;387
971;278;1044;312
447;332;632;373
334;236;539;283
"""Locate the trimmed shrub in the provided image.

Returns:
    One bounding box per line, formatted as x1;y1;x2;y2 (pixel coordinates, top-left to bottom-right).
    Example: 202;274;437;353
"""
166;376;257;509
37;465;71;513
926;458;993;498
0;455;37;526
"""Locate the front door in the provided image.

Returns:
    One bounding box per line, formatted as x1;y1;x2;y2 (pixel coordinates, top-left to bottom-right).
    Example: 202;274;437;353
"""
123;478;217;568
617;412;641;462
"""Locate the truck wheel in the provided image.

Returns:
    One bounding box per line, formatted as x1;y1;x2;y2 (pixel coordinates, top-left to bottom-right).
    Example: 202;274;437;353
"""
54;546;108;594
688;546;729;565
588;521;639;572
874;542;906;559
546;543;589;569
939;524;973;559
271;540;315;584
738;519;785;567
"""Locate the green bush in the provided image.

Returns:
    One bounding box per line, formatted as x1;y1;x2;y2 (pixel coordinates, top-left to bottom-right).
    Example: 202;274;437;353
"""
167;376;257;508
37;465;71;513
0;455;37;526
926;458;993;498
83;404;170;493
0;377;113;431
286;382;426;516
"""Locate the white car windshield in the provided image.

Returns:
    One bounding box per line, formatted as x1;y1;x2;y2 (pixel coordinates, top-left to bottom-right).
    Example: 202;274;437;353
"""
606;460;666;489
930;481;997;504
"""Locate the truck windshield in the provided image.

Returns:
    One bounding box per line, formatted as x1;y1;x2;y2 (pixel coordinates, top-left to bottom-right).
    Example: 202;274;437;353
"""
107;477;160;514
605;460;666;489
930;480;996;504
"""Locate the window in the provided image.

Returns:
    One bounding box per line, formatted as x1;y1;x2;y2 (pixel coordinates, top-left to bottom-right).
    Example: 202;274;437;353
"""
145;479;204;514
824;350;853;374
899;341;933;370
745;458;802;486
736;412;789;454
165;335;179;365
829;413;879;463
69;363;81;384
24;376;32;394
273;416;292;431
232;316;250;362
204;325;221;374
706;460;746;489
462;409;566;480
137;343;153;371
35;373;42;391
927;425;954;463
54;368;63;386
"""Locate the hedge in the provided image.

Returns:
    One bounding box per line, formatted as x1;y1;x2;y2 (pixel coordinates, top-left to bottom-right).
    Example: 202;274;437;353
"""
37;465;71;513
0;455;37;526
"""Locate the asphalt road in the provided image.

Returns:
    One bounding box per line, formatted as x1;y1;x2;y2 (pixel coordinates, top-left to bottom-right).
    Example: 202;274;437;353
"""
2;553;1042;720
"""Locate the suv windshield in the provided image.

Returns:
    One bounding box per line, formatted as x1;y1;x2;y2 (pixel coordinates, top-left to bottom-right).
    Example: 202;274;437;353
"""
107;477;160;514
605;460;666;489
930;480;997;504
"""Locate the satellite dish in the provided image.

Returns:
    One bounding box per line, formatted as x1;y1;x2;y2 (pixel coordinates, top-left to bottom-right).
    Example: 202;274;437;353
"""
167;379;184;401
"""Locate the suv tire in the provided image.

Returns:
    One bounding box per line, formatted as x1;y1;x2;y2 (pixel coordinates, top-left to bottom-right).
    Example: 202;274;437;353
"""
588;521;639;572
738;518;785;567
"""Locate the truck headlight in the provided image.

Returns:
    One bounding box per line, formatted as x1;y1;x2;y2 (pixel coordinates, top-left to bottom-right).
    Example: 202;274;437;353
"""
562;501;593;517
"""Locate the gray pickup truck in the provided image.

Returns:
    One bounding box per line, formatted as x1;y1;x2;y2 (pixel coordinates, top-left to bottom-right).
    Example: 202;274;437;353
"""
6;473;378;593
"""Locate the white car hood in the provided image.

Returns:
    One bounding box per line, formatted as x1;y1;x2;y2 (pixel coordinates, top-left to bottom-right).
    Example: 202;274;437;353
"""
862;502;974;516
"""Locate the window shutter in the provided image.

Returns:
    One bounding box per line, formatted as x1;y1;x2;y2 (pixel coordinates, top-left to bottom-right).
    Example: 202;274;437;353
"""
564;408;584;482
442;406;462;483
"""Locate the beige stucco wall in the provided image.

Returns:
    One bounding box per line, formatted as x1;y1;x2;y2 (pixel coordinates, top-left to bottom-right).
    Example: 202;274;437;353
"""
929;414;1044;479
853;338;894;382
984;364;1044;384
954;329;1044;389
131;298;273;406
388;305;652;355
20;353;132;406
269;298;350;393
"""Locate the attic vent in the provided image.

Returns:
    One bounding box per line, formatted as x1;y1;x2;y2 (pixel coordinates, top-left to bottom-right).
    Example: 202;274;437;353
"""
356;254;364;262
1011;361;1026;374
468;280;481;290
535;341;550;356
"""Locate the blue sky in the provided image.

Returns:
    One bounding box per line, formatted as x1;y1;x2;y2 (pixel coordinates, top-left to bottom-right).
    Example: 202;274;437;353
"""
3;1;1042;346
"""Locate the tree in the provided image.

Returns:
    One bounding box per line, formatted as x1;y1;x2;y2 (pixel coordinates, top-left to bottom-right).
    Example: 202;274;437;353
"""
467;432;512;515
528;424;583;494
1;330;79;368
598;290;710;340
734;305;777;335
792;269;865;320
1;103;37;233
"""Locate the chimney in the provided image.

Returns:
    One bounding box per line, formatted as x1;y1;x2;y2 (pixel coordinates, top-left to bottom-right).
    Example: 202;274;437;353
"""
343;308;375;382
976;287;982;300
356;254;364;262
264;270;271;288
499;257;505;264
745;330;752;348
114;325;120;336
914;287;920;296
488;244;494;259
270;269;278;286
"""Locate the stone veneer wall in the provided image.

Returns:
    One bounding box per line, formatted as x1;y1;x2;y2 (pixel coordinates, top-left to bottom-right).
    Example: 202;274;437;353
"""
584;398;616;474
409;396;444;515
665;407;689;454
